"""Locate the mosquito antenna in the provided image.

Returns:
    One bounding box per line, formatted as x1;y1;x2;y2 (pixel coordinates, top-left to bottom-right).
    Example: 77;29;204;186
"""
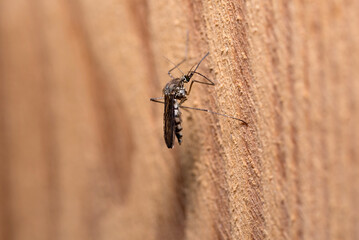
188;63;197;74
189;52;210;74
179;105;248;125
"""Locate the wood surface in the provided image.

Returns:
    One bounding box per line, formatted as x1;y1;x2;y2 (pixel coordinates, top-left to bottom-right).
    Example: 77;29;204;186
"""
0;0;358;239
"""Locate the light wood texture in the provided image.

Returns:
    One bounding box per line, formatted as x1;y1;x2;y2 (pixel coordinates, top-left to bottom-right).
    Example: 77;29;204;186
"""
0;0;358;239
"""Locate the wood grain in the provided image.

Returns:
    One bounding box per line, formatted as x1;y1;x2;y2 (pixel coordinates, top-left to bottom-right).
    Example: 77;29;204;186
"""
0;0;358;239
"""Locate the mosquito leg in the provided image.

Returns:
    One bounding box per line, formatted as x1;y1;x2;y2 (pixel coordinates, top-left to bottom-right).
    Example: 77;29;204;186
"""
179;105;248;125
151;96;188;105
150;97;164;104
168;31;189;79
187;78;215;96
168;59;186;79
190;71;215;85
150;97;193;116
179;97;188;105
164;56;184;79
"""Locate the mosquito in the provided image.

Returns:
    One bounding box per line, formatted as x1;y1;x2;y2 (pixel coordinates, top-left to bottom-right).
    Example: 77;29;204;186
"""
150;45;247;149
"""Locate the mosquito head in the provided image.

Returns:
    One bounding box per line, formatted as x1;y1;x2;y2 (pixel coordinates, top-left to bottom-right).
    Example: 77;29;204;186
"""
182;74;192;83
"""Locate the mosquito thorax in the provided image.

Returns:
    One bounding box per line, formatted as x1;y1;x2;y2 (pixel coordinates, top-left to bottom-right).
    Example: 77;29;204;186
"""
176;89;186;98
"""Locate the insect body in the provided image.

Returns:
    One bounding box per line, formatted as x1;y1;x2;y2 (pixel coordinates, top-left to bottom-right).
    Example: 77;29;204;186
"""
150;52;247;148
164;94;182;148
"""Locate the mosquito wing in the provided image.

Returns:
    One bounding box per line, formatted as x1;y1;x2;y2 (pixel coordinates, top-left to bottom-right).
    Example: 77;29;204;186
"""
164;94;175;148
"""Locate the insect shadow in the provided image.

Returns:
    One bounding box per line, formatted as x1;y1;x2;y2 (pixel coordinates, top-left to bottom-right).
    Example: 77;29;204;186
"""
150;36;247;148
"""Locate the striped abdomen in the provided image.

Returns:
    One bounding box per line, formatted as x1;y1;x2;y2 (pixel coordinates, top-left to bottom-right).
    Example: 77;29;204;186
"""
173;100;183;145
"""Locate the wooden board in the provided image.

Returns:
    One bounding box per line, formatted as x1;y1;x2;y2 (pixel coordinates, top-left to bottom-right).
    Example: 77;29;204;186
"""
0;0;358;239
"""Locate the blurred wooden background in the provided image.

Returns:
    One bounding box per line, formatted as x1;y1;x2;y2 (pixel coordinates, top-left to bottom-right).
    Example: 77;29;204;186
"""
0;0;358;239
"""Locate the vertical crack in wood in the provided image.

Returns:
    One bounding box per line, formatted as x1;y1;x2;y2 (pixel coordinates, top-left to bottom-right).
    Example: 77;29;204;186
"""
64;0;135;204
0;4;13;239
29;1;61;239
